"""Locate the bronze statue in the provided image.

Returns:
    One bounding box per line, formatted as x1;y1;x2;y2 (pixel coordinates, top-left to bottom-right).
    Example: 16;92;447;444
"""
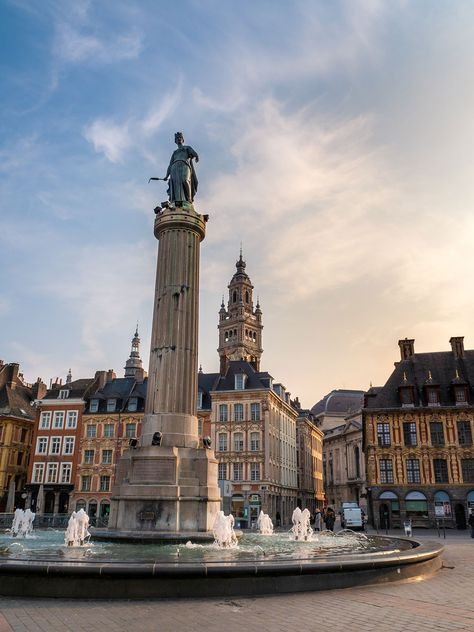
149;132;199;204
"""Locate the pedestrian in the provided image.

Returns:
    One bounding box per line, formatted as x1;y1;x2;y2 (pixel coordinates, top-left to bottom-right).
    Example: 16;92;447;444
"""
313;508;321;531
468;509;474;539
325;506;336;532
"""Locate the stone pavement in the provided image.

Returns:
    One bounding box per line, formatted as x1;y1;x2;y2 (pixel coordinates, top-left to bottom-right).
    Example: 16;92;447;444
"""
1;528;473;632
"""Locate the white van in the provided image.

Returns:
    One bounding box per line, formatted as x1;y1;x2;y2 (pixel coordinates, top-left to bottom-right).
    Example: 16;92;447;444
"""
340;503;364;531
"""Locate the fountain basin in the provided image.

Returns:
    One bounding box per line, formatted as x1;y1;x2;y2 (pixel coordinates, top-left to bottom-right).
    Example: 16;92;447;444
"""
0;531;443;599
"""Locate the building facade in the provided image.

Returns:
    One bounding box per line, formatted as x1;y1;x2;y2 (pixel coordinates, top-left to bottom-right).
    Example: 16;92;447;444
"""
294;402;325;513
364;337;474;529
0;362;46;511
26;372;98;516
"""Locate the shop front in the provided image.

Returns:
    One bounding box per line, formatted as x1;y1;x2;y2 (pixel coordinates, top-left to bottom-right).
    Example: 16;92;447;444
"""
231;494;247;529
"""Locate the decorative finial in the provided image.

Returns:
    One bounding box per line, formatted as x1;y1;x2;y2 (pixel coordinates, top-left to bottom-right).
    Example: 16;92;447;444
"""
199;364;203;374
66;368;72;384
403;371;408;382
428;370;433;381
455;368;460;380
135;321;139;336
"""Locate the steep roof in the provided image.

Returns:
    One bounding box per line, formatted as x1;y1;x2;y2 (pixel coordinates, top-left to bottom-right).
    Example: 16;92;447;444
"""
44;378;95;400
0;363;35;420
365;349;474;409
211;360;273;392
311;389;365;417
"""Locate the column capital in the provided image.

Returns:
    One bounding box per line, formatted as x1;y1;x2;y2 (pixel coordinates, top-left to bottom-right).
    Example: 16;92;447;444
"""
154;205;207;242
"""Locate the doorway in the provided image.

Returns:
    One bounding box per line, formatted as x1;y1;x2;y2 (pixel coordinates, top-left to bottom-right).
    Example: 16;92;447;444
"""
454;503;466;529
379;503;390;529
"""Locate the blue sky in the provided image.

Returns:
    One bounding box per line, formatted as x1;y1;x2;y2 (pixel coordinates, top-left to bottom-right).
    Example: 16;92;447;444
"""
1;0;474;407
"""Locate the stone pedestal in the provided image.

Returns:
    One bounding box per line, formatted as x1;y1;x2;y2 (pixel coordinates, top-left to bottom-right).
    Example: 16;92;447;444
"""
109;203;221;535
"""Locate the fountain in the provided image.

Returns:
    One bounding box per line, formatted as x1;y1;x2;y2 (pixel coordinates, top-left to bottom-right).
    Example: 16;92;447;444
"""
257;511;274;535
290;507;313;541
10;508;35;537
64;510;90;547
212;511;238;548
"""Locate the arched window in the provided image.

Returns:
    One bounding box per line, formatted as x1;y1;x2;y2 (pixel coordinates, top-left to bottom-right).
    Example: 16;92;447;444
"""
405;491;428;519
245;290;249;303
232;290;237;303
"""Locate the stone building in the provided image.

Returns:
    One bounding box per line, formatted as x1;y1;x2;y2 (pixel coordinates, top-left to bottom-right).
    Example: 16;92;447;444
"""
198;254;320;527
26;371;98;516
293;401;325;513
364;337;474;529
312;389;365;511
72;330;147;524
0;362;46;511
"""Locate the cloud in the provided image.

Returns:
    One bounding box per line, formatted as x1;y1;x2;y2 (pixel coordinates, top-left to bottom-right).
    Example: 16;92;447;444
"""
83;119;132;163
53;22;143;65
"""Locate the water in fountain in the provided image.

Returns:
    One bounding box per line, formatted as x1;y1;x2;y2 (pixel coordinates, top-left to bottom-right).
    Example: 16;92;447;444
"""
64;509;91;547
257;510;274;535
212;511;238;548
290;507;313;541
10;508;35;537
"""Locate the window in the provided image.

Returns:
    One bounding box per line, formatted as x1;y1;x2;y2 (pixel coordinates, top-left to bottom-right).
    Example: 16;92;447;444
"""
233;462;243;481
458;421;472;446
89;399;99;413
81;475;91;492
219;404;228;422
103;424;114;438
403;422;417;446
433;458;449;483
234;403;244;422
427;387;439;406
58;389;69;399
106;399;116;412
400;387;414;406
197;419;203;436
377;423;391;447
36;437;48;454
197;392;203;410
406;458;421;483
84;449;94;465
50;437;61;455
250;432;260;451
21;428;27;443
218;433;228;452
379;459;394;484
250;403;261;422
461;459;474;483
46;463;58;484
87;424;97;439
102;449;113;464
100;475;110;492
40;412;51;429
125;423;136;438
60;463;72;484
430;422;445;446
32;463;44;483
250;462;260;481
53;411;64;429
66;411;78;429
233;433;244;451
218;463;227;480
127;397;138;412
235;373;246;390
63;437;75;455
455;387;467;405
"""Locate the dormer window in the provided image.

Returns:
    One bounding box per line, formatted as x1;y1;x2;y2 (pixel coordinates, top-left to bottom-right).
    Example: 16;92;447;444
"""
426;387;440;407
106;398;117;412
399;386;414;407
58;390;69;399
89;399;99;413
127;397;138;412
235;373;246;390
197;391;203;410
454;386;468;406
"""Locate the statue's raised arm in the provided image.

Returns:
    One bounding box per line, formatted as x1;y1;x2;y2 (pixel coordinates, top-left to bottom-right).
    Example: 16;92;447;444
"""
165;132;199;204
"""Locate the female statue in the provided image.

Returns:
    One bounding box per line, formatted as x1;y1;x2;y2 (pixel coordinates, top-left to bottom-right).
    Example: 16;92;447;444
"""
165;132;199;203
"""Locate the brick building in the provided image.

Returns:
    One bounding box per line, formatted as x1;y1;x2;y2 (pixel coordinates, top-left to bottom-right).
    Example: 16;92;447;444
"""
364;337;474;529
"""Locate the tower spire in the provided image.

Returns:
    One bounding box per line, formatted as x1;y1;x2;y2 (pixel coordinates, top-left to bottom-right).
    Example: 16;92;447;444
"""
124;325;144;378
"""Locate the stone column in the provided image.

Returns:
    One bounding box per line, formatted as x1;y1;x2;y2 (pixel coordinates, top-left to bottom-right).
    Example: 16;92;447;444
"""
141;206;207;448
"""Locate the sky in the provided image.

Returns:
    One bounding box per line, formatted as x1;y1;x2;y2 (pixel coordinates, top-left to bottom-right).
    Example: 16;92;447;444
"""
1;0;474;409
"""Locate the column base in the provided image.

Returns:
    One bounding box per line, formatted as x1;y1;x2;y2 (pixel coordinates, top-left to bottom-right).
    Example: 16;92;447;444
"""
108;445;221;532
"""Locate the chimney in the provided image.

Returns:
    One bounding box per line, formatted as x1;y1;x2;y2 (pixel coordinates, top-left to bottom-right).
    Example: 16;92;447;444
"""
106;369;116;383
398;338;415;361
32;378;47;400
94;370;108;390
8;363;20;388
450;336;465;359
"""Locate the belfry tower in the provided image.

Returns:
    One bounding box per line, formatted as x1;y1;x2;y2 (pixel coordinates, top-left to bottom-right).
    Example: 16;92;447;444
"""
218;251;263;374
124;326;145;380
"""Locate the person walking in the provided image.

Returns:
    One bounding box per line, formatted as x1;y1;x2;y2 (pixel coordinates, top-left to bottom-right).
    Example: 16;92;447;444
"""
325;507;336;532
468;509;474;538
313;508;322;531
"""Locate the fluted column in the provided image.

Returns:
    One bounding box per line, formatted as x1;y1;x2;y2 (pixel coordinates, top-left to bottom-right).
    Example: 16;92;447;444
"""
141;206;206;448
